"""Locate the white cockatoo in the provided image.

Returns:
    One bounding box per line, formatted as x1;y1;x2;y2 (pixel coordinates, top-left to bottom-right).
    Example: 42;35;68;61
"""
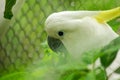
45;7;120;79
0;0;24;39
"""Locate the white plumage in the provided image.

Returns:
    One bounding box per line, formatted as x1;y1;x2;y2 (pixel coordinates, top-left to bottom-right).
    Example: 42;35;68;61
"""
45;8;120;80
45;11;118;58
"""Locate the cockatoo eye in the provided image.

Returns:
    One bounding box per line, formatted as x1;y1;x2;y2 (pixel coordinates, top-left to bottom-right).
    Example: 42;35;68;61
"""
58;31;64;36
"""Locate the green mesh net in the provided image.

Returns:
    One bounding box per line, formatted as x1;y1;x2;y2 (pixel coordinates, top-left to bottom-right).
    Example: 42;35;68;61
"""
0;0;120;76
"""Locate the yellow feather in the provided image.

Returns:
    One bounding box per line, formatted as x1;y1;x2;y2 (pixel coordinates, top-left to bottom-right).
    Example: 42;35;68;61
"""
94;7;120;23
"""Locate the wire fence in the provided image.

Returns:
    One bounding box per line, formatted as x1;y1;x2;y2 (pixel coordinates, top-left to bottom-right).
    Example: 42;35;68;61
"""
0;0;120;76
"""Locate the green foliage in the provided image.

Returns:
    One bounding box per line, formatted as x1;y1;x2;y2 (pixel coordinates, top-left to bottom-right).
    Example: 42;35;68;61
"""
100;50;117;68
1;37;120;79
0;42;107;80
0;0;120;80
95;67;107;80
100;36;120;68
4;0;16;19
0;72;27;80
115;67;120;73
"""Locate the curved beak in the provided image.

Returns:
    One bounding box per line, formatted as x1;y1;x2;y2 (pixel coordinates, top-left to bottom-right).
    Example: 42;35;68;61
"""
47;36;68;54
94;7;120;23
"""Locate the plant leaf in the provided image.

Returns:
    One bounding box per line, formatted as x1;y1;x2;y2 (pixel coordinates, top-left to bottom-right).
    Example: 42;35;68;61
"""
115;67;120;74
100;50;118;68
100;36;120;68
4;0;17;19
95;67;107;80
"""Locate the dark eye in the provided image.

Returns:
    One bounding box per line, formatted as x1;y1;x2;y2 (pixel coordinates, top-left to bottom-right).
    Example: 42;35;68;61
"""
58;31;64;36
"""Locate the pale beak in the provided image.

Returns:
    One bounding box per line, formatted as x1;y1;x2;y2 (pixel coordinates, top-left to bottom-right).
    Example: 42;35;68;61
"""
94;7;120;23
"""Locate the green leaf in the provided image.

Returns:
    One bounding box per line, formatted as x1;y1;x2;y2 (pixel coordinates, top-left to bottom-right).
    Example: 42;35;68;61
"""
0;72;27;80
95;67;107;80
4;0;17;19
78;67;107;80
100;50;118;68
79;70;95;80
115;67;120;74
100;36;120;68
60;69;89;80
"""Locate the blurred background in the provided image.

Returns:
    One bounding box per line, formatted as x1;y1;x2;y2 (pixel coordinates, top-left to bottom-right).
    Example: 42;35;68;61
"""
0;0;120;77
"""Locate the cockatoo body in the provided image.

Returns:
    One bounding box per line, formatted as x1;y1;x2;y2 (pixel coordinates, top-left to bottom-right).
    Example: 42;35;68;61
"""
45;7;120;80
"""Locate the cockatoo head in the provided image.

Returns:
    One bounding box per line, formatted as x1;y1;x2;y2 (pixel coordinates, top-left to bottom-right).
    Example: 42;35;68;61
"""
45;7;120;58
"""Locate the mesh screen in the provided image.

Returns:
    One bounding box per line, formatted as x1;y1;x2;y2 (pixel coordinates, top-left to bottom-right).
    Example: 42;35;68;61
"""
0;0;120;76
